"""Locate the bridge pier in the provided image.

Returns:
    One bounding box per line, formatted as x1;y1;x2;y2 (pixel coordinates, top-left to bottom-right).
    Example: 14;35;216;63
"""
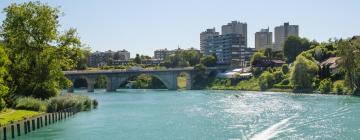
186;73;193;90
87;79;96;92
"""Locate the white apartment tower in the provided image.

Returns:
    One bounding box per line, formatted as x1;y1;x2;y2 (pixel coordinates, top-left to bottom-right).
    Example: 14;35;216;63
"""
221;21;247;46
255;28;273;51
274;22;299;50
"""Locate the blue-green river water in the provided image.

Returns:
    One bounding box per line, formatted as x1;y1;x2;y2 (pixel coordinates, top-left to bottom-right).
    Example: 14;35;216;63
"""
17;89;360;140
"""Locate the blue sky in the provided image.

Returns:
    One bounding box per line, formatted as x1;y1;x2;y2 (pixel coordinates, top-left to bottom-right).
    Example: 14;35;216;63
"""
1;0;359;57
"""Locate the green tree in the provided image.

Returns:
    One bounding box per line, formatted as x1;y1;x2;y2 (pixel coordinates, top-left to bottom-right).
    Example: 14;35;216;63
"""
290;54;318;91
281;64;289;74
0;44;10;109
318;79;332;94
258;71;275;91
1;2;85;99
283;36;311;63
200;55;217;67
250;51;266;66
337;37;360;94
134;54;141;64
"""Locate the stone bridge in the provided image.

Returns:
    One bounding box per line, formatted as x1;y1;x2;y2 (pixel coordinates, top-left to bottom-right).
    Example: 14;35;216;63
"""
63;67;227;92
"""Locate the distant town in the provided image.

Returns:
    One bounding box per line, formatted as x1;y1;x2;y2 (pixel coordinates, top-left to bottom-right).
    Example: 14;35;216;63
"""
88;21;298;68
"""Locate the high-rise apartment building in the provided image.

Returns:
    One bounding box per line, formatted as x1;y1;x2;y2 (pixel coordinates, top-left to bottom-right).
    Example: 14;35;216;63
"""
200;28;219;53
200;21;253;66
274;22;299;50
221;21;247;46
255;28;273;51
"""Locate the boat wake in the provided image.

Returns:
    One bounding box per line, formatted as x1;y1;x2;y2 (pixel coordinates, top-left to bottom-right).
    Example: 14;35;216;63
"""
250;116;295;140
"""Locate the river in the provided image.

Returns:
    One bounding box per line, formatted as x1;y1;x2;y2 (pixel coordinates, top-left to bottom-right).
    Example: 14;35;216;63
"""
16;89;360;140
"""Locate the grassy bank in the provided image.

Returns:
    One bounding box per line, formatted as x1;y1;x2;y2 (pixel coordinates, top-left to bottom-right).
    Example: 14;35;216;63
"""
0;109;43;125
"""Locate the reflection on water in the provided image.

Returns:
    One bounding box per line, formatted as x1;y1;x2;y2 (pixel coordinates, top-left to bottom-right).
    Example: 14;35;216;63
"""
17;90;360;140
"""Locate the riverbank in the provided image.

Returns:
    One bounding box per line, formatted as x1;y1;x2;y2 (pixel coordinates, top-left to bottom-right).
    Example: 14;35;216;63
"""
0;109;43;126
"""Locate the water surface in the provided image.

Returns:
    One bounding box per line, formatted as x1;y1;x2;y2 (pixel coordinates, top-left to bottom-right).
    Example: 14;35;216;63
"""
17;89;360;140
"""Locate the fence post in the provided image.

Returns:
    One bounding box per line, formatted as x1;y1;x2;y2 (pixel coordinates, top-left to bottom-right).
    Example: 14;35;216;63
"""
37;118;40;129
40;116;43;127
32;120;35;131
3;127;7;140
27;121;30;133
11;125;15;139
23;121;27;135
16;124;20;136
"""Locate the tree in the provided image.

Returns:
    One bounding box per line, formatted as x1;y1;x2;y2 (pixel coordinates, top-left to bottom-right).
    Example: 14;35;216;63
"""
0;44;10;109
181;49;201;66
318;79;332;94
290;54;318;91
134;54;141;64
283;36;311;63
258;71;275;90
250;51;266;66
337;37;360;94
200;55;217;67
1;2;86;99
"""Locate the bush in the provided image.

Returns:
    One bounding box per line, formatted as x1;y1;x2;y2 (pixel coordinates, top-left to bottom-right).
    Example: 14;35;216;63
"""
282;64;289;74
15;97;48;112
280;79;290;85
259;72;274;91
47;94;93;113
333;81;345;94
318;79;332;94
93;99;98;109
273;71;284;84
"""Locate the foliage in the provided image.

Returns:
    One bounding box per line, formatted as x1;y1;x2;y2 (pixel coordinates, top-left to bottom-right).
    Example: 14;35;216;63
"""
134;54;141;64
250;51;266;66
337;37;360;94
318;79;332;94
273;71;284;84
333;80;345;94
283;36;311;63
200;55;217;67
281;64;289;74
47;94;95;113
14;97;47;112
290;54;319;92
0;44;10;110
130;74;166;89
0;2;87;99
258;71;274;90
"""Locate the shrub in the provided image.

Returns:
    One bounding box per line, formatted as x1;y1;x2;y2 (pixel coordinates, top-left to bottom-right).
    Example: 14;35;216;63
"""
47;94;93;113
273;71;284;84
333;81;345;95
282;64;289;74
259;72;274;91
280;79;290;85
318;79;332;94
15;97;48;112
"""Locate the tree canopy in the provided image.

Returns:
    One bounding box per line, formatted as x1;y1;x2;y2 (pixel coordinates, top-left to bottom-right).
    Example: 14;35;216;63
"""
0;2;87;99
283;36;311;63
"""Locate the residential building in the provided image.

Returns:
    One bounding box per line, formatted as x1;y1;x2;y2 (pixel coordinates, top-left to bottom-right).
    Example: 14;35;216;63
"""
154;48;184;60
200;28;219;53
202;33;248;65
88;49;130;67
274;22;299;50
221;21;247;46
200;21;253;66
255;28;273;51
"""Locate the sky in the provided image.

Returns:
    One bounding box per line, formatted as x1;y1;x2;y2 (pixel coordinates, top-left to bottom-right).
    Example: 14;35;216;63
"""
0;0;359;57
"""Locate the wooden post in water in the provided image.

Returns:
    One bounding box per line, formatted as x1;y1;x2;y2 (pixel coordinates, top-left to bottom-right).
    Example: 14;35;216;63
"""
3;127;7;140
11;124;15;139
37;118;40;129
23;121;27;134
40;117;43;127
45;115;48;126
32;120;35;131
16;124;20;136
27;121;30;133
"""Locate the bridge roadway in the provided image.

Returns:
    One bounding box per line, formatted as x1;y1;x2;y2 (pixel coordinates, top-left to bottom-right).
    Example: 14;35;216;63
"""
63;67;227;92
